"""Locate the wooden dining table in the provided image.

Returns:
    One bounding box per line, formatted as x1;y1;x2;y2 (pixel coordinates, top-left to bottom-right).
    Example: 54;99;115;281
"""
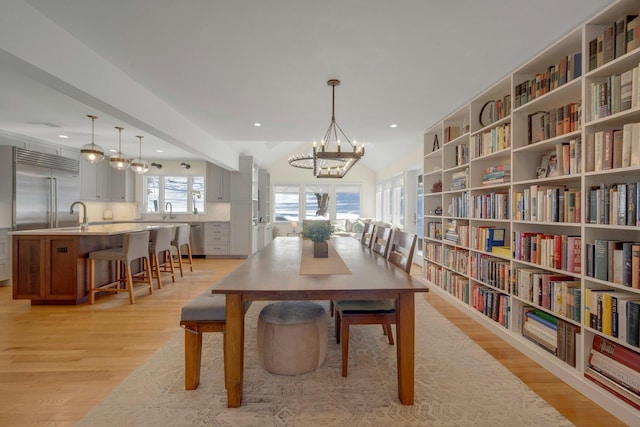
211;236;429;408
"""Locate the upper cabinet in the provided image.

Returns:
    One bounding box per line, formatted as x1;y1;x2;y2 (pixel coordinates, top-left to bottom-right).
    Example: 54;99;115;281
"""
80;160;110;201
80;161;134;202
229;156;253;203
206;162;230;202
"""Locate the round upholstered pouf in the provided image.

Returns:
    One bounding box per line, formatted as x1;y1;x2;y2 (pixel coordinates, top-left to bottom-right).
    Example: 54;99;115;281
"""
257;301;328;375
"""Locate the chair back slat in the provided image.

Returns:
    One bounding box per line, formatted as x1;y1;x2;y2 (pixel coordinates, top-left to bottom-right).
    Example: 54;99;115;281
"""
387;230;417;273
371;226;392;258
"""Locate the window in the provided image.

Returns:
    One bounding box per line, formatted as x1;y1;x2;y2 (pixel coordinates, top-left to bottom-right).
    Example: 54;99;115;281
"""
377;175;404;227
305;184;331;219
273;184;300;222
144;175;205;214
335;184;361;220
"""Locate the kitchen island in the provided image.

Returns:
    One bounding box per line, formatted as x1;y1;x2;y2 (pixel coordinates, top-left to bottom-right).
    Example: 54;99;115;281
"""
11;223;184;305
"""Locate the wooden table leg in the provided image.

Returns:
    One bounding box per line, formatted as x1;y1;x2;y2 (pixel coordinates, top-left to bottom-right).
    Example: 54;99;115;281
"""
396;292;415;405
224;294;244;407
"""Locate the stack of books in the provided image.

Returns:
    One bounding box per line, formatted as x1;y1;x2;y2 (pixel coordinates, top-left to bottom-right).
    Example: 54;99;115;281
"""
449;168;468;191
482;164;510;185
585;335;640;409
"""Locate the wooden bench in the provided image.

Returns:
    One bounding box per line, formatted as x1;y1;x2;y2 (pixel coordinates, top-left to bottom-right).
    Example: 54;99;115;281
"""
179;290;251;390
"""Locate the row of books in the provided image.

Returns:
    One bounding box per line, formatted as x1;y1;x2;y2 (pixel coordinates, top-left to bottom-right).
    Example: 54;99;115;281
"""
585;335;640;410
585;289;640;346
472;285;510;328
513;185;581;224
449;168;468;191
588;13;640;72
449;191;469;218
470;253;510;292
479;95;511;126
470;192;509;220
470;123;510;158
521;308;579;367
443;246;469;276
527;102;581;145
424;261;442;287
588;123;640;172
469;226;506;253
589;67;640;121
586;182;640;226
514;51;582;108
533;139;582;178
424;242;442;264
586;240;640;289
442;270;469;303
454;143;468;166
426;221;442;240
513;232;581;274
513;269;581;322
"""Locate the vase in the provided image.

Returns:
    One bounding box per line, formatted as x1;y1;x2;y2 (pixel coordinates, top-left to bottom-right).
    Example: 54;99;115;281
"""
313;241;329;258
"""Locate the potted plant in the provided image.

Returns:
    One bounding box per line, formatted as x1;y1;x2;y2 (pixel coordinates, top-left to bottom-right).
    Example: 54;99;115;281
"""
302;221;334;258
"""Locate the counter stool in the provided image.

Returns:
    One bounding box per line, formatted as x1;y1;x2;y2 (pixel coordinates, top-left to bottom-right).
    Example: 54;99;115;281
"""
171;224;193;277
87;231;153;304
148;228;175;289
257;301;327;375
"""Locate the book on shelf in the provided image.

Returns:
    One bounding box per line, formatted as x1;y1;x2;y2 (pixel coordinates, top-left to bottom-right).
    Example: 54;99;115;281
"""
522;309;558;354
584;365;640;410
590;335;640;393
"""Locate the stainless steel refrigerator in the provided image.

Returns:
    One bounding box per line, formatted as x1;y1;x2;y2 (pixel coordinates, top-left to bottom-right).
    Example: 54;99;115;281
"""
2;146;81;230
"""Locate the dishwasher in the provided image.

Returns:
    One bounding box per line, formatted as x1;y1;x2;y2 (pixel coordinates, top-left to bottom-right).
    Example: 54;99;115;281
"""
189;222;205;257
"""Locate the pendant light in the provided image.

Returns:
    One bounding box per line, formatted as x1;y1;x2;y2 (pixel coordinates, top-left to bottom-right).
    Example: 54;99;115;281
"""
109;126;130;170
130;135;149;174
80;114;104;163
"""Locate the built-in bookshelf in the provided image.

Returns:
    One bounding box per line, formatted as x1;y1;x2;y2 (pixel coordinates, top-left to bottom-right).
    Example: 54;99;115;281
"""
421;1;640;424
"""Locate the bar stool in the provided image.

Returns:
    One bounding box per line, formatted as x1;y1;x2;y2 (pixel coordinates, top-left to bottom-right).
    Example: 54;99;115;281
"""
171;224;194;277
87;231;153;304
148;227;175;289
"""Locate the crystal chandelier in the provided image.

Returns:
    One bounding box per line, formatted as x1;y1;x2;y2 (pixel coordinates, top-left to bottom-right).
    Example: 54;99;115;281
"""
80;114;104;163
130;135;149;174
109;126;130;170
288;79;364;178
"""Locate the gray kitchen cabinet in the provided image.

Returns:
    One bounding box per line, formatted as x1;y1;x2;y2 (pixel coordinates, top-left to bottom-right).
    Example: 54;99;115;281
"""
204;222;230;256
80;160;110;201
206;162;230;202
230;203;251;257
0;228;9;281
109;168;135;202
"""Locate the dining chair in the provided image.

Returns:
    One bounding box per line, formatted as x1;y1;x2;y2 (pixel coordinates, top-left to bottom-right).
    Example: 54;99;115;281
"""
334;230;418;377
360;222;374;248
371;225;392;258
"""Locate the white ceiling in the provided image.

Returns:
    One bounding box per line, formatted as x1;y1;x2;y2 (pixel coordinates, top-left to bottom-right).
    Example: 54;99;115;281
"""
0;0;614;171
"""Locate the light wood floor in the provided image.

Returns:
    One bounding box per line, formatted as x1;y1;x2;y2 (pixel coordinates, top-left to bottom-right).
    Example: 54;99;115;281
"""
0;258;627;426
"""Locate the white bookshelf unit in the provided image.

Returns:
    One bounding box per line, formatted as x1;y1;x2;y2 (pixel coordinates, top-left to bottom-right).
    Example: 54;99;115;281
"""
421;1;640;424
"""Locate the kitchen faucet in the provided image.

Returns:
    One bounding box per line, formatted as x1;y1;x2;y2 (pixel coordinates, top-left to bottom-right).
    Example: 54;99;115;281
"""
69;201;89;230
165;202;175;220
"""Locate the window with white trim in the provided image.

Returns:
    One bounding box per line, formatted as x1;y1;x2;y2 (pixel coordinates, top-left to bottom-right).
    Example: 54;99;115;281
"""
273;184;300;222
144;175;205;214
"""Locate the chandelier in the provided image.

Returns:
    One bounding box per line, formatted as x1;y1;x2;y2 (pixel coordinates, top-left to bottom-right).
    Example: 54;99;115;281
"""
288;79;364;178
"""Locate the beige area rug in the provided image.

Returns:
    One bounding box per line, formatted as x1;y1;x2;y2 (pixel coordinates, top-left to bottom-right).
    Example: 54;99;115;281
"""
299;240;351;275
77;297;573;427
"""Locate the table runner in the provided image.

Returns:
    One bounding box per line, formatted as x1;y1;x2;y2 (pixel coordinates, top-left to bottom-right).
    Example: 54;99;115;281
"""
299;240;351;275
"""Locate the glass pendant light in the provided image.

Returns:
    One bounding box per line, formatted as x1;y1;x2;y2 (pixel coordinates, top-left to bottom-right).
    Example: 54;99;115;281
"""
109;126;130;170
130;135;149;174
80;114;104;163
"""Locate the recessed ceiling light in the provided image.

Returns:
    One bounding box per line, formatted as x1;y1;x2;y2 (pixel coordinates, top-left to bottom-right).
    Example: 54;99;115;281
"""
389;124;398;128
58;134;70;139
156;149;163;153
109;149;117;153
254;123;261;127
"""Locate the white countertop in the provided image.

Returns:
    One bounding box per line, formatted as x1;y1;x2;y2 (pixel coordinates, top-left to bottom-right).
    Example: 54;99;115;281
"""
9;222;188;236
